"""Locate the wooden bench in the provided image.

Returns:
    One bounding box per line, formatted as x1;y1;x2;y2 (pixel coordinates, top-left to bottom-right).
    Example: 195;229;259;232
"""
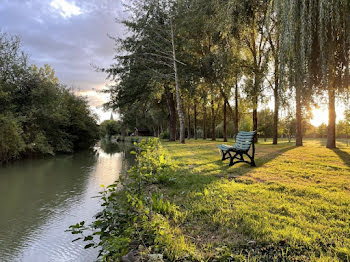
218;131;256;166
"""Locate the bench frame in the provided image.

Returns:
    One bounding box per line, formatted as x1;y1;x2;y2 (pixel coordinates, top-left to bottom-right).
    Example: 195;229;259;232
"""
219;131;256;167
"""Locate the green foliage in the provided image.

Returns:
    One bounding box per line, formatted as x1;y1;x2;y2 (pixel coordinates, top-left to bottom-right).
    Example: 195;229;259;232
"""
0;114;24;162
159;130;170;140
100;119;121;138
67;138;198;261
129;138;176;186
0;32;99;162
257;108;274;138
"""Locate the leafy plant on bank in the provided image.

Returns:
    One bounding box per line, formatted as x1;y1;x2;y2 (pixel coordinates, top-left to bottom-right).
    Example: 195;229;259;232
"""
67;138;198;261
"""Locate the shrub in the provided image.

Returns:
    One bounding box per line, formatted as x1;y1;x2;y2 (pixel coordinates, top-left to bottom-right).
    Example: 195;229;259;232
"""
0;114;24;162
159;131;170;139
67;138;197;261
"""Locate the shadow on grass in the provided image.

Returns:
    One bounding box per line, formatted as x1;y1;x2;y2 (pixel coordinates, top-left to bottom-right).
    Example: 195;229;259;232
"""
333;148;350;167
166;143;297;194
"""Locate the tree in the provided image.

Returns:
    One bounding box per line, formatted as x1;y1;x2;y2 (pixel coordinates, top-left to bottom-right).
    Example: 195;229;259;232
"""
103;0;187;143
344;109;350;146
239;0;271;143
317;123;327;139
267;0;282;144
258;108;274;140
0;33;99;162
0;114;24;162
281;112;296;143
100;120;121;139
277;0;350;148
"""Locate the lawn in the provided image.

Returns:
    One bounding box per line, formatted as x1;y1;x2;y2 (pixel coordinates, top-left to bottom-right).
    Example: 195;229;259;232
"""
157;139;350;261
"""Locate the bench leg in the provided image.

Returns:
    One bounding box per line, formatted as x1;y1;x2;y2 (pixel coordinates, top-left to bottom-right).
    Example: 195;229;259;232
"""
229;153;239;166
221;150;232;161
221;150;226;161
245;152;256;166
229;152;256;167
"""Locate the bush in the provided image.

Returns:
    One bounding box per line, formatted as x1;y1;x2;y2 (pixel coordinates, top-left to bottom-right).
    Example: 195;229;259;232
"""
0;114;24;162
159;130;170;139
0;33;99;161
67;138;199;261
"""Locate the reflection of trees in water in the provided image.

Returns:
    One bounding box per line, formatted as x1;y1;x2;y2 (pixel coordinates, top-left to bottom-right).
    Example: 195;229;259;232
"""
0;143;136;261
0;150;98;260
100;139;122;154
100;140;136;165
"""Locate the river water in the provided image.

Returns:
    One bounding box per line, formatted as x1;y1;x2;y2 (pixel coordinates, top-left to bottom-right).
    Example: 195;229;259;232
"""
0;142;134;262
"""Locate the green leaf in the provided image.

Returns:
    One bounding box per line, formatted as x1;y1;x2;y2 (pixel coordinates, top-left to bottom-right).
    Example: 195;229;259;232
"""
84;236;93;241
84;243;94;249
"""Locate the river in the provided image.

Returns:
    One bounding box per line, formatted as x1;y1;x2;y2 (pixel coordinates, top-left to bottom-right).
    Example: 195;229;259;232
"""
0;142;134;262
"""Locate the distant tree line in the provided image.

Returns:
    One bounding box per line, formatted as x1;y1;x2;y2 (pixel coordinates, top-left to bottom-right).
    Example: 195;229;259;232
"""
0;33;99;163
103;0;349;147
100;119;122;139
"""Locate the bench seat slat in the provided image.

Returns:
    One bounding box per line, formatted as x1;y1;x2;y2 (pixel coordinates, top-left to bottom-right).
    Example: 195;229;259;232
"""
236;134;255;139
218;144;235;151
236;138;253;143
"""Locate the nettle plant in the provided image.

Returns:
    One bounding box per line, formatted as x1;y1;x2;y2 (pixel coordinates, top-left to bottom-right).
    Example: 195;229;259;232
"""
67;138;183;261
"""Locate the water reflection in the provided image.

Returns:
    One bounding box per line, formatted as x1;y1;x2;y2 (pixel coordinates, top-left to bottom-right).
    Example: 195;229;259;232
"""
0;142;134;262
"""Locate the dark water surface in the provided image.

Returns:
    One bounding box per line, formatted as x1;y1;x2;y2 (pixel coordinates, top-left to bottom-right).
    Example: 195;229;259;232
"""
0;142;133;262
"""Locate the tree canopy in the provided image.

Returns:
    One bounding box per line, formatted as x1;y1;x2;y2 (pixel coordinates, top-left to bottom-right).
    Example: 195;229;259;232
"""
102;0;349;148
0;33;99;162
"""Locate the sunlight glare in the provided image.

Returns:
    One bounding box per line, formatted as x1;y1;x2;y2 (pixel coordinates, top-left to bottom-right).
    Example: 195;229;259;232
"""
310;107;328;127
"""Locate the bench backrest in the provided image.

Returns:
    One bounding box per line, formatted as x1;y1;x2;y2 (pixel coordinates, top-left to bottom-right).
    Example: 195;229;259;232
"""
234;131;256;151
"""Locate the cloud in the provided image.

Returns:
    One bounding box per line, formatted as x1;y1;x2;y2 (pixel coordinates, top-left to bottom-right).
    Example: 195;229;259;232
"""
0;0;127;121
50;0;83;18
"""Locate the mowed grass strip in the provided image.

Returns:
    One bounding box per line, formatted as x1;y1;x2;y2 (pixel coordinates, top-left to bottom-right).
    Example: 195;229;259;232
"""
160;139;350;260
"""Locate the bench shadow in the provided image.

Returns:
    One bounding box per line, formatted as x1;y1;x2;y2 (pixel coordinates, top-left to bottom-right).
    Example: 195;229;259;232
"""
166;144;296;194
333;148;350;167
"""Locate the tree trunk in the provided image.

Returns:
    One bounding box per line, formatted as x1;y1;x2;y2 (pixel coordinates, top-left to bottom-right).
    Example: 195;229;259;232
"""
234;80;239;137
194;103;198;140
164;85;176;141
295;86;303;146
187;106;191;139
273;62;279;145
170;19;185;144
253;106;258;143
203;103;207;140
327;85;336;148
252;92;258;143
211;98;216;141
223;100;227;142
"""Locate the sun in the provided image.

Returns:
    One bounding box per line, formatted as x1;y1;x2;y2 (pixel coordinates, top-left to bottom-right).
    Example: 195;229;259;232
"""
310;107;328;127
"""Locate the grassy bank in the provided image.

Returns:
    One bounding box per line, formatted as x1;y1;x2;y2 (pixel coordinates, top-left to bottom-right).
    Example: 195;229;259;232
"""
110;136;151;143
71;138;350;261
158;139;350;260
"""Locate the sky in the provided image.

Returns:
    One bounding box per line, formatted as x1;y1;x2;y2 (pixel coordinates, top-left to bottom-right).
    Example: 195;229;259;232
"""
0;0;345;127
0;0;127;122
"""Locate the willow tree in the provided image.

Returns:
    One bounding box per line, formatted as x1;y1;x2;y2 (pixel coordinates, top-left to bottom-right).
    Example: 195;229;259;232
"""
318;0;350;148
277;0;314;146
277;0;350;147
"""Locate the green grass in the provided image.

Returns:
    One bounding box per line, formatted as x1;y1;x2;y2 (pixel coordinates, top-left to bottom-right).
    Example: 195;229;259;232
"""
156;138;350;261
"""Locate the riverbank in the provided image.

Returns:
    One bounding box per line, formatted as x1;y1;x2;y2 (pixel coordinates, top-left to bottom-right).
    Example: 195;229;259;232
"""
109;136;151;143
73;138;350;261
